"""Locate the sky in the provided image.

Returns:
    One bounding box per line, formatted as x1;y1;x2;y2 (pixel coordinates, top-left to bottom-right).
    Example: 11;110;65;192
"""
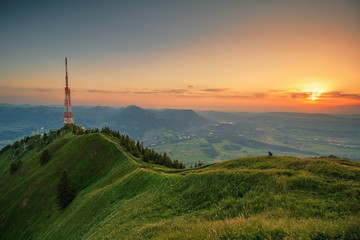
0;0;359;113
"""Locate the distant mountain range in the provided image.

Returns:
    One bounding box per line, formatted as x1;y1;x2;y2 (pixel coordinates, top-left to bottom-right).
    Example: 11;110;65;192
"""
0;104;212;144
0;104;359;162
107;105;211;138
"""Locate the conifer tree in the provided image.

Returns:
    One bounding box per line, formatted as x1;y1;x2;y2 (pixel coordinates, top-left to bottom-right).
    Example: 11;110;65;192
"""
57;170;75;209
43;132;48;143
40;149;51;165
10;161;22;174
133;145;140;158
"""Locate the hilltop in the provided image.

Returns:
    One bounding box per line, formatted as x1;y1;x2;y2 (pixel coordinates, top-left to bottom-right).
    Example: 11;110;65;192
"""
0;127;360;239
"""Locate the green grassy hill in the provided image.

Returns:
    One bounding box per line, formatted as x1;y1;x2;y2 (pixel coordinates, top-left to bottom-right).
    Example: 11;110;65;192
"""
1;131;359;239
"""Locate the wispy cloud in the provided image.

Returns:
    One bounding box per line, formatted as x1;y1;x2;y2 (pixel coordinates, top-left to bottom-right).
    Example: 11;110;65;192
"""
0;86;59;93
267;89;284;93
33;88;57;92
87;89;130;94
186;82;195;88
322;91;360;100
132;91;158;95
202;88;229;92
156;89;191;94
291;92;309;99
289;90;360;100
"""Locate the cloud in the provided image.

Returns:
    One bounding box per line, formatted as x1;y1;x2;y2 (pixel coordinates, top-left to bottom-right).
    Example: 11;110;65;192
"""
291;92;310;99
156;89;191;94
254;92;267;98
33;88;57;92
0;86;59;93
86;89;130;94
187;83;195;88
133;91;158;95
210;92;268;99
202;88;229;92
267;89;284;93
84;87;273;100
322;91;360;100
86;88;193;95
289;90;360;101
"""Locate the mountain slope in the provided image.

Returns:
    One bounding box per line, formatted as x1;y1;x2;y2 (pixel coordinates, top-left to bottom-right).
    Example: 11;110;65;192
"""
1;132;360;239
0;133;137;239
108;105;166;138
108;105;212;138
151;108;212;129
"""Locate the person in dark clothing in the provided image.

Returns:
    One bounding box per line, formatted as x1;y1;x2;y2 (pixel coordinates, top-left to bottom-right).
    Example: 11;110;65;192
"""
268;151;273;157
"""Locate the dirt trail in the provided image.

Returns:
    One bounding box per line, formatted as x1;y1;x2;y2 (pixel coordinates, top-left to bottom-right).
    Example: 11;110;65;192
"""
100;133;141;165
100;133;169;175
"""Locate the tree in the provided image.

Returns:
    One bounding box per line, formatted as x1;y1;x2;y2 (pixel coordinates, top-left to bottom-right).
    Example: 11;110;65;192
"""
133;146;140;158
14;141;20;149
10;161;22;174
43;132;48;143
40;149;51;165
57;170;75;209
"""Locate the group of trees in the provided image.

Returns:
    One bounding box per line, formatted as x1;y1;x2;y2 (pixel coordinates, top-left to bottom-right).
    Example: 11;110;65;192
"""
61;124;85;135
142;148;185;169
3;129;61;158
194;161;204;168
100;127;185;169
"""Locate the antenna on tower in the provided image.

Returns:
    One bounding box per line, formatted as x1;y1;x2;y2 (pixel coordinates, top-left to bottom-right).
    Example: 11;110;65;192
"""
63;57;75;125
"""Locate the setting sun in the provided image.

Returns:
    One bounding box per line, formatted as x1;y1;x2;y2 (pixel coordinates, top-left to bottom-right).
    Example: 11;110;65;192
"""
306;89;324;101
299;83;327;102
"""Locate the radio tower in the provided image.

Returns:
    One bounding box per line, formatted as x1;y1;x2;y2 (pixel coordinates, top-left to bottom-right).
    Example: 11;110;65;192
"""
63;57;74;125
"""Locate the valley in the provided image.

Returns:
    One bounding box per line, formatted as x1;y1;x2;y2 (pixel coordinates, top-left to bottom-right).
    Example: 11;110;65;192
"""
1;104;359;167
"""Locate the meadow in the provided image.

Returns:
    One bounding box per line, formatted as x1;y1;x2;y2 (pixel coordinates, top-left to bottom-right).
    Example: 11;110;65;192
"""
0;130;359;239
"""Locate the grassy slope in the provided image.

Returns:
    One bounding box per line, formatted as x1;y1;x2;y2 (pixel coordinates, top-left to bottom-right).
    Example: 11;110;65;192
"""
1;133;360;239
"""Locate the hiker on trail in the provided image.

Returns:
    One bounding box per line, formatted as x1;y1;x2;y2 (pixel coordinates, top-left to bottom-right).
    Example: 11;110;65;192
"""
268;151;273;157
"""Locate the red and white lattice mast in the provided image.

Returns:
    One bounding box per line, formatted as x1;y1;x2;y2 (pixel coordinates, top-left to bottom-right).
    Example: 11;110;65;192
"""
63;57;75;125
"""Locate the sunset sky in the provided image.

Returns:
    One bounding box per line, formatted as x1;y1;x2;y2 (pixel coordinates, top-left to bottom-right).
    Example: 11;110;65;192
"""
0;0;359;113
